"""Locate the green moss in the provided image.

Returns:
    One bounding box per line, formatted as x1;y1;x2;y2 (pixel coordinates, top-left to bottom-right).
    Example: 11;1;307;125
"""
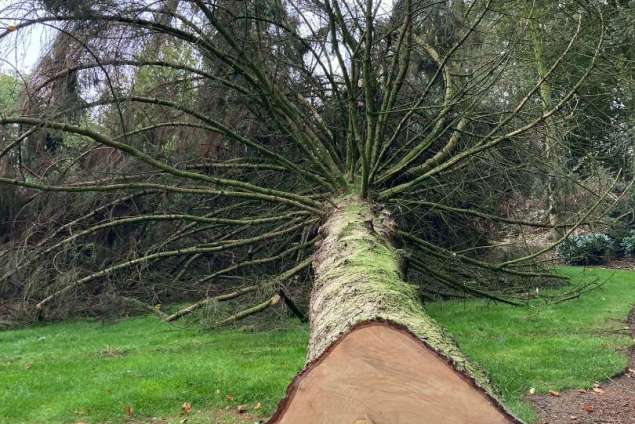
313;196;497;399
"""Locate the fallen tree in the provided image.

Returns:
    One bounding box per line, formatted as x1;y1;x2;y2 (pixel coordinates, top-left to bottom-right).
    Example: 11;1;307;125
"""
267;195;520;423
0;0;616;421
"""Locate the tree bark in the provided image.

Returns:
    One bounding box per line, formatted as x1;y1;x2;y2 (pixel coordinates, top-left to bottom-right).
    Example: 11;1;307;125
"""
529;6;563;241
268;195;522;423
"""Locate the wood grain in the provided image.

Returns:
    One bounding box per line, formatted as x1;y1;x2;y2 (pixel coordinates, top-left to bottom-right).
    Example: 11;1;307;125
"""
269;322;514;424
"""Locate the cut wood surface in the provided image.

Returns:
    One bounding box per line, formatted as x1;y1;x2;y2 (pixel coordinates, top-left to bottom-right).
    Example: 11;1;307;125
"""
268;322;514;424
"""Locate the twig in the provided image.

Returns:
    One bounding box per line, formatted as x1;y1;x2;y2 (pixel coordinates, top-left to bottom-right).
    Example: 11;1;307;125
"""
117;296;168;320
278;288;308;322
215;294;281;327
164;286;258;322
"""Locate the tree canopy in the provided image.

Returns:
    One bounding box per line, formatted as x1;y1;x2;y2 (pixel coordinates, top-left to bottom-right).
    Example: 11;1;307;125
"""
0;0;630;322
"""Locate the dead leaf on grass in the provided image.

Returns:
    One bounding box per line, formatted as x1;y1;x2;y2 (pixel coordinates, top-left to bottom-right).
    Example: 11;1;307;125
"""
182;401;192;415
101;345;126;358
124;405;133;417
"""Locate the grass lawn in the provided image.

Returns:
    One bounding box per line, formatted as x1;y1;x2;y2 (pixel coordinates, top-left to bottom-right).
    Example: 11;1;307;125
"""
426;266;635;421
1;267;633;423
0;319;308;423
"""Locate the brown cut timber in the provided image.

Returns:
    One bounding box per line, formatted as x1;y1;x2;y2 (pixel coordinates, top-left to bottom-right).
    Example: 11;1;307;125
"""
269;322;513;424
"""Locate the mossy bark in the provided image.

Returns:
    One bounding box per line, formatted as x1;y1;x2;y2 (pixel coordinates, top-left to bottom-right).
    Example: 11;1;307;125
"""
306;194;521;421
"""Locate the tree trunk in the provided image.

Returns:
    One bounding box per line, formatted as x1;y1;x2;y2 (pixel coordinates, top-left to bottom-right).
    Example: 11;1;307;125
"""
529;8;563;241
267;195;522;424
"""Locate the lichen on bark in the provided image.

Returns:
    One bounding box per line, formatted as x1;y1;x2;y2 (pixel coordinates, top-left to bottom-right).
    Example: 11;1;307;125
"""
309;194;518;418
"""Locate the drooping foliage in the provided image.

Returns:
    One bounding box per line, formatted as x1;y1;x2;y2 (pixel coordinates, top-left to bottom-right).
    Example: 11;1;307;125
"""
0;0;628;322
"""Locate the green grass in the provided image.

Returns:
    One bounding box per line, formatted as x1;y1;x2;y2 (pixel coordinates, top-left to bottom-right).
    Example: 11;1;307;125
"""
0;267;633;423
0;319;308;423
427;267;635;421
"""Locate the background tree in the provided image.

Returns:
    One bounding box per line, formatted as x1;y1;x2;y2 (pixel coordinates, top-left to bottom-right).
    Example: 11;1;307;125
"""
0;71;21;241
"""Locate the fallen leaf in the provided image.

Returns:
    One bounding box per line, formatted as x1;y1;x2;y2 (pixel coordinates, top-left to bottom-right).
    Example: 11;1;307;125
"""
582;404;594;413
124;405;133;417
254;402;262;410
181;401;192;415
225;394;234;401
592;387;604;394
548;390;560;397
237;404;248;414
6;25;16;32
528;387;536;395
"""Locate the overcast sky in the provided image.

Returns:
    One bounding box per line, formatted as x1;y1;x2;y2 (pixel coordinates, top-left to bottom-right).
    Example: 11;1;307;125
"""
0;0;398;75
0;0;49;73
1;26;47;73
